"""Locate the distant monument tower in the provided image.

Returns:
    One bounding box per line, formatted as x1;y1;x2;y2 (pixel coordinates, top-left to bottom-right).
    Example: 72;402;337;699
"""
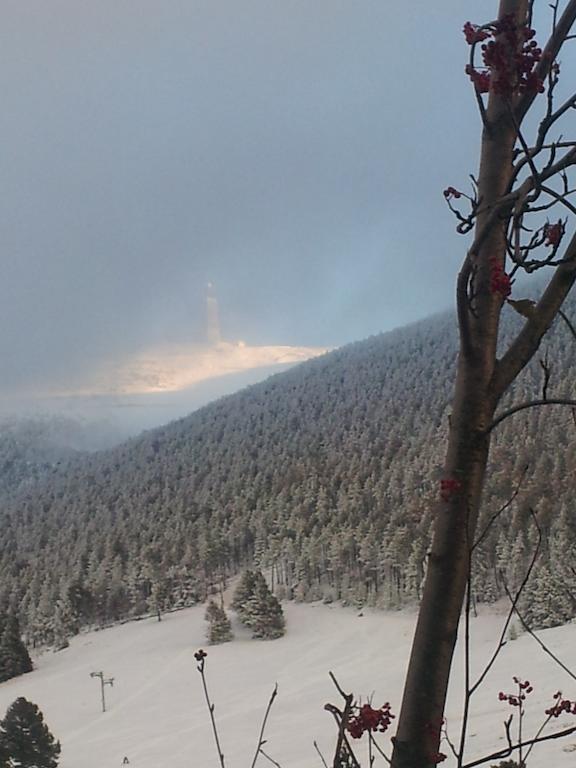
206;282;221;345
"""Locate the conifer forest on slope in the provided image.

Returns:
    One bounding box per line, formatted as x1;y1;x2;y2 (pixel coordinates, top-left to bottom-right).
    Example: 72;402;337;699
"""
1;296;576;647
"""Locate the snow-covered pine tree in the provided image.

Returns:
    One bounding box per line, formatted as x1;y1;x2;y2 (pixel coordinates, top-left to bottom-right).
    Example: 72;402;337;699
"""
0;615;32;683
0;697;60;768
231;569;285;639
230;570;257;622
521;563;574;629
243;571;285;640
204;600;233;644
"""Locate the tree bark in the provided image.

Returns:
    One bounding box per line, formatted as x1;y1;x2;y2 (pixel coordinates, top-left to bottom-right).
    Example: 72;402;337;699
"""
387;2;573;765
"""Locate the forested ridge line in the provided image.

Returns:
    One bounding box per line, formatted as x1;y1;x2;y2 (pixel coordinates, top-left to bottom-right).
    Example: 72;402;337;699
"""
1;300;575;647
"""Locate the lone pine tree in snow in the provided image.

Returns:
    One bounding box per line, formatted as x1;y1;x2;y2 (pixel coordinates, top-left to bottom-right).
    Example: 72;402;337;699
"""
204;600;233;645
231;570;285;640
390;3;576;767
0;697;60;768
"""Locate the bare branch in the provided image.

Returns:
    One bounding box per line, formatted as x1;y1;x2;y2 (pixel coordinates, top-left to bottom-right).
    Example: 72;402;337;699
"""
537;91;576;148
506;590;576;684
314;741;330;768
368;732;392;765
515;0;576;125
539;183;576;215
472;464;528;551
540;356;552;400
462;724;576;768
559;307;576;340
326;673;360;768
250;684;279;768
470;514;542;697
196;652;227;768
259;748;283;768
493;241;576;396
486;397;576;433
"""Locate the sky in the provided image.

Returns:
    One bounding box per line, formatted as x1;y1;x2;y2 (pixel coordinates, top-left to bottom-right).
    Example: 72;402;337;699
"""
0;1;524;398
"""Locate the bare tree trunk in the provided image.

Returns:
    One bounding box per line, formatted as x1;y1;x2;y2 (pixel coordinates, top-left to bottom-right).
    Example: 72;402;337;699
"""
390;1;576;765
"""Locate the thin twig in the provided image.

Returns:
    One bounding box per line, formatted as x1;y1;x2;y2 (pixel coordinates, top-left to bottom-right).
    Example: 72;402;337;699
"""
258;747;283;768
196;653;226;768
559;308;576;340
458;497;476;766
326;674;362;768
457;579;473;766
368;731;392;765
314;741;330;768
470;514;542;696
539;184;576;215
472;465;529;551
522;712;554;766
250;684;279;768
461;723;576;768
506;591;576;684
324;704;361;768
540;356;552;401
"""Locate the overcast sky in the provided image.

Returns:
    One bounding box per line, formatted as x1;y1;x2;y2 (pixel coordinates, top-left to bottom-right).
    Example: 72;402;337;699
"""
0;1;512;395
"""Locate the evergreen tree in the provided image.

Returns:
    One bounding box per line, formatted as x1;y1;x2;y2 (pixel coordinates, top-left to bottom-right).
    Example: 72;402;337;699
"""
521;564;575;630
0;698;60;768
230;570;257;622
238;571;285;640
204;600;233;645
0;615;32;683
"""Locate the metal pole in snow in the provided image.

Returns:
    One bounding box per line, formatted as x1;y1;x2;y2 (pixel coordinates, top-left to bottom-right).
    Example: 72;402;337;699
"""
90;670;115;712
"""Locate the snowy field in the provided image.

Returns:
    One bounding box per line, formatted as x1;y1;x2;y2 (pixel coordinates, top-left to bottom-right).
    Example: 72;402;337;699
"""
1;603;576;768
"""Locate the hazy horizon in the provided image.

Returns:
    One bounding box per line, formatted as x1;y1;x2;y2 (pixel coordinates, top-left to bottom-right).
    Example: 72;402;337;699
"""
2;1;487;404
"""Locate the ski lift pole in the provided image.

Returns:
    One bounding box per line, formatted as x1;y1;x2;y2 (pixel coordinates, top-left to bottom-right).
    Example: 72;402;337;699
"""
90;670;114;712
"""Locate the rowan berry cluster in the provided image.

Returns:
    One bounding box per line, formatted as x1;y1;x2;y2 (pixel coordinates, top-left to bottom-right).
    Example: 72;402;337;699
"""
545;691;576;717
463;22;490;45
347;702;395;739
489;256;512;298
443;186;462;200
543;221;564;247
440;477;462;502
498;677;533;707
464;15;544;96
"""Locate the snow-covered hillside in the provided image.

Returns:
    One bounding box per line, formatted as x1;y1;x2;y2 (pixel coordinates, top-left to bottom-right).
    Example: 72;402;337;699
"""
1;603;576;768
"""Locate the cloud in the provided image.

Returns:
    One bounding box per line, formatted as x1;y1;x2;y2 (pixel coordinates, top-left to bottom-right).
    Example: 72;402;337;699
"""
0;0;479;397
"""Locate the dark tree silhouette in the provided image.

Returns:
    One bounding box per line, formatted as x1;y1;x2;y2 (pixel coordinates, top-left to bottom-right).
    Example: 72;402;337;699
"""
0;615;32;684
0;697;60;768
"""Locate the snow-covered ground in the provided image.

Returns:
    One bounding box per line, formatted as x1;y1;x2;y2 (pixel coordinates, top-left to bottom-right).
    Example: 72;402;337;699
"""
1;603;576;768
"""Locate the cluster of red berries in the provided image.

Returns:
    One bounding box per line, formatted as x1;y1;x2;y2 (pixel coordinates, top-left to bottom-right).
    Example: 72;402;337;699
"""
443;186;462;200
347;703;395;739
489;256;512;298
544;221;564;247
463;22;490;45
464;15;545;96
465;67;491;94
430;752;447;764
499;677;533;707
440;477;462;502
194;649;207;662
545;691;576;717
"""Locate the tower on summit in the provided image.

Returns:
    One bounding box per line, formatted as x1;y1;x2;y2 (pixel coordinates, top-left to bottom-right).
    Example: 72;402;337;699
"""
206;282;221;345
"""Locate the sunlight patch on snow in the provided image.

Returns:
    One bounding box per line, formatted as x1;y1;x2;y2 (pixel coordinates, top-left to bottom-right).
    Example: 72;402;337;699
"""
46;341;329;397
